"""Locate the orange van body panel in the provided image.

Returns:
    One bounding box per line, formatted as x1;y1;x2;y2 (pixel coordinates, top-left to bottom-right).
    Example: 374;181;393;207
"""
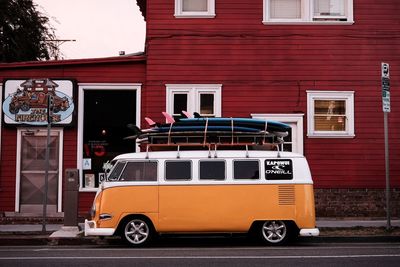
95;184;316;233
96;186;158;229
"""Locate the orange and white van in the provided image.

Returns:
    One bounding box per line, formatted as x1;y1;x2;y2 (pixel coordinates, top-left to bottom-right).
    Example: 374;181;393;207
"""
84;149;319;246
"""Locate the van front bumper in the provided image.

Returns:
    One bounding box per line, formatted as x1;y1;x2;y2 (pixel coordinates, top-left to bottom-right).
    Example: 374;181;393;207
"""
84;219;116;237
299;228;320;237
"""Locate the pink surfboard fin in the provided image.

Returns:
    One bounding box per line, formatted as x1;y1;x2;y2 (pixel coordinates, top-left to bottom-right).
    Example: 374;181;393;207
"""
145;117;157;127
162;112;175;123
182;110;192;118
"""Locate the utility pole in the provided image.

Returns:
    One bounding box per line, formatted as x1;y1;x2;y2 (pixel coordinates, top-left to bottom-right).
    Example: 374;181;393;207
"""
42;94;54;233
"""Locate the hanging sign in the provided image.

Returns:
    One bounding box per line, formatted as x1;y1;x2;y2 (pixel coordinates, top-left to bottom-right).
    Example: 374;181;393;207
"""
2;78;75;125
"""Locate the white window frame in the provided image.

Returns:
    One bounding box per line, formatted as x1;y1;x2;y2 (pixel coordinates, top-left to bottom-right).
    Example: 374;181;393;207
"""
307;90;355;138
251;113;304;155
175;0;216;18
166;84;222;118
77;83;142;192
263;0;354;25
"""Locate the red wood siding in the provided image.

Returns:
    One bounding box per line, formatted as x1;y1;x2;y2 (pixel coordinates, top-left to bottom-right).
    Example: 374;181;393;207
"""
0;58;146;213
144;0;400;188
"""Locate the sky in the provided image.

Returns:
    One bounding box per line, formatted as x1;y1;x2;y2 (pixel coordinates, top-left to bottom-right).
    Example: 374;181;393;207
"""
34;0;146;59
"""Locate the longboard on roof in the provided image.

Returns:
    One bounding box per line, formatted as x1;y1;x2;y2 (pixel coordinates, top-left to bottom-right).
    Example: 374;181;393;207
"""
126;113;290;144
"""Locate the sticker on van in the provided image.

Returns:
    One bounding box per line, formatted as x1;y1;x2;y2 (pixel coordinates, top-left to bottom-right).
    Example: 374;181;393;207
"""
265;159;293;180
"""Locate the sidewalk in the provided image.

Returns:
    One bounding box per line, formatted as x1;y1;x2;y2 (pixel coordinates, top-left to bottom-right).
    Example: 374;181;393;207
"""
0;219;399;246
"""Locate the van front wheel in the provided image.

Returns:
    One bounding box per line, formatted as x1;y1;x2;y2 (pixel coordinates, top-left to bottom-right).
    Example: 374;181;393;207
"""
122;218;153;246
260;220;289;245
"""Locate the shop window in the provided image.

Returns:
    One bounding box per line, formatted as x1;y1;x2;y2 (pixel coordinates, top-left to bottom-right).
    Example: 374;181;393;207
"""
175;0;216;18
233;160;260;180
78;84;141;191
307;91;355;138
166;84;222;120
263;0;353;24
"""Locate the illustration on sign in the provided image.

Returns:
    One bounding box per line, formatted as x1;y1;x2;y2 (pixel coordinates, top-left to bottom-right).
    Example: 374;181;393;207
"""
2;79;75;125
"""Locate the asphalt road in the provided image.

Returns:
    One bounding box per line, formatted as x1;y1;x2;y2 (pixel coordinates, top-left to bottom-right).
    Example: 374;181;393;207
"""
0;240;399;267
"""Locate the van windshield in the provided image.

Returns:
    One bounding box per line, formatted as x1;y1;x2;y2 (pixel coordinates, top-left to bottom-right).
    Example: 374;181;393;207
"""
107;162;126;181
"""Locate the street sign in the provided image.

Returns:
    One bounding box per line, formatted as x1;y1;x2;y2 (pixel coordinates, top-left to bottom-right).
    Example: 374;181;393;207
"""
383;91;391;113
381;63;390;113
382;62;390;78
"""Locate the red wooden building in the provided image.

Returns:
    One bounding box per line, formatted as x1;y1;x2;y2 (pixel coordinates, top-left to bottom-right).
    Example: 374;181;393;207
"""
1;0;399;219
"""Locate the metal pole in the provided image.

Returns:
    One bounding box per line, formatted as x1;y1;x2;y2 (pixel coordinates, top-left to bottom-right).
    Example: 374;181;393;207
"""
42;100;52;233
384;112;391;231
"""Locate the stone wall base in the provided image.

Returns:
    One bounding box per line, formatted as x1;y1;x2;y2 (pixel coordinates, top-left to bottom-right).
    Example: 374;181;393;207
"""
315;188;399;218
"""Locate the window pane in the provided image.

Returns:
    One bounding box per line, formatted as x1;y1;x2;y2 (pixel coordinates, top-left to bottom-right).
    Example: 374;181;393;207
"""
314;0;345;16
200;94;214;115
108;162;126;181
166;161;191;180
234;161;259;179
314;100;346;131
270;0;301;19
119;162;157;181
200;161;225;180
182;0;208;12
173;94;187;115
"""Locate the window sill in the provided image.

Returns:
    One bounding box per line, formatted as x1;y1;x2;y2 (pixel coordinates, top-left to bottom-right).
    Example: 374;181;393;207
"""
263;20;354;25
307;133;355;138
175;13;216;18
79;188;98;193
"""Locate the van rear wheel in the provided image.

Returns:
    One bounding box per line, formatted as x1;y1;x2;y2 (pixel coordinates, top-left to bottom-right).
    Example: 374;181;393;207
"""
122;218;153;247
260;220;289;245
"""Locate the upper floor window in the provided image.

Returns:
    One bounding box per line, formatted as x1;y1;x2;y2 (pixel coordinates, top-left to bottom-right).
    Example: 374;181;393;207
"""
263;0;354;24
175;0;216;18
166;84;222;120
307;91;355;138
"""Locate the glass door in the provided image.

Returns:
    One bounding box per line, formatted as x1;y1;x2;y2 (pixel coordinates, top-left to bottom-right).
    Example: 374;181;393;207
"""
18;129;61;214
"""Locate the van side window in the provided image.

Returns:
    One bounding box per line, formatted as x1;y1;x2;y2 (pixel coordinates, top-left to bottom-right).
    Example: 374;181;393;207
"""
199;161;225;180
265;159;293;180
233;160;260;179
119;161;158;181
107;162;126;181
165;161;192;180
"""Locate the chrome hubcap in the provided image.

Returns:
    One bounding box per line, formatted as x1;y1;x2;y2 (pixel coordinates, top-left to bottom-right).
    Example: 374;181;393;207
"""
125;219;149;244
262;220;287;243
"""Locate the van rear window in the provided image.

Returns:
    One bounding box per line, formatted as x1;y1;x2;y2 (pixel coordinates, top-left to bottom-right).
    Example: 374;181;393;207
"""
265;159;293;180
233;160;260;180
